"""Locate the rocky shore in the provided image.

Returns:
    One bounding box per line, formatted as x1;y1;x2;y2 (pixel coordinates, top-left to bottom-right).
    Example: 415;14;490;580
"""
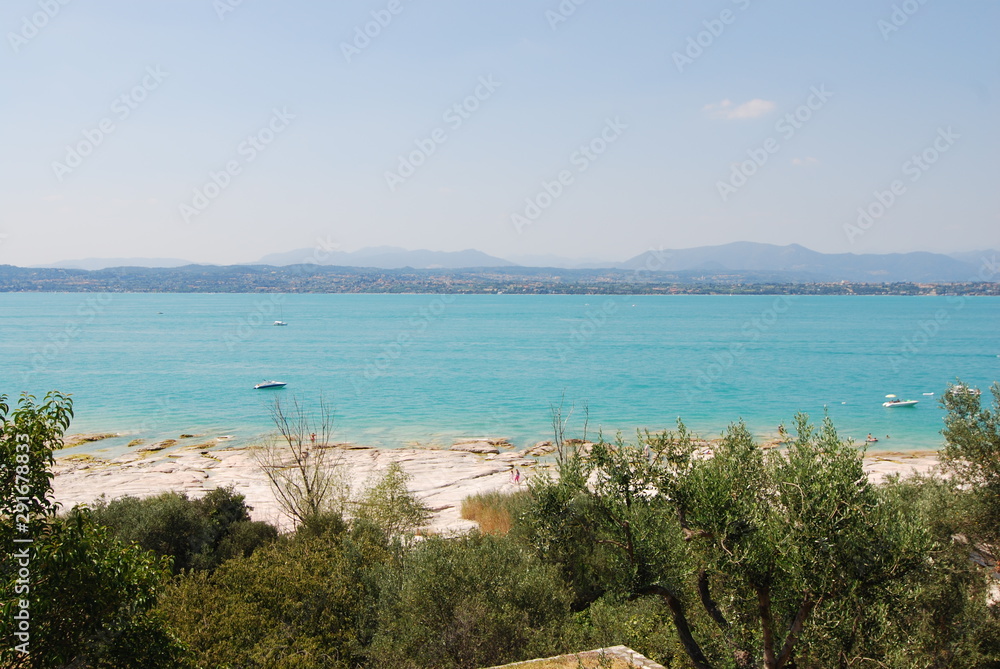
52;434;941;534
53;435;545;533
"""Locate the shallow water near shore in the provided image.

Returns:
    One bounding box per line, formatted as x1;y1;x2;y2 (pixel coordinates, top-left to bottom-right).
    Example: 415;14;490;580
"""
2;293;998;453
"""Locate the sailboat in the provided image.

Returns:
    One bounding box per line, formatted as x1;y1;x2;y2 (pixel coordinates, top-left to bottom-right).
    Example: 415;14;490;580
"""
273;303;288;326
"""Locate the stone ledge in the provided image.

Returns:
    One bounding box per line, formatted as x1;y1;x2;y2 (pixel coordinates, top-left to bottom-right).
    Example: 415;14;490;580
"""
484;645;666;669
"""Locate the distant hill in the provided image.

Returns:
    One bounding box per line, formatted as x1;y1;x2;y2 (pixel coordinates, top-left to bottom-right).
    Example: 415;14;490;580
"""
34;257;195;271
948;250;1000;268
26;242;999;283
505;253;618;269
256;246;514;269
619;242;982;283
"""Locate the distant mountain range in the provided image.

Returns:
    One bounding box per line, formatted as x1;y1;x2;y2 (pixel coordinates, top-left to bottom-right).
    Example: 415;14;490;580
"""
26;243;999;283
619;242;999;283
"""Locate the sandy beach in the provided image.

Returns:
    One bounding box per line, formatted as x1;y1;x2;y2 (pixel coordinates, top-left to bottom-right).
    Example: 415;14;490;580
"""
54;435;540;533
52;434;942;534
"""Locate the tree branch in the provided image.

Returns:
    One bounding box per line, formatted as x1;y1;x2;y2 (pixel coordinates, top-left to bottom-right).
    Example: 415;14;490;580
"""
775;596;817;669
698;570;729;631
684;527;713;542
596;538;631;554
642;585;715;669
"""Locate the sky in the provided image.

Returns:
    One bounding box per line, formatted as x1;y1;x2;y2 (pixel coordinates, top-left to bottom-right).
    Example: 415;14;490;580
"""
0;0;997;266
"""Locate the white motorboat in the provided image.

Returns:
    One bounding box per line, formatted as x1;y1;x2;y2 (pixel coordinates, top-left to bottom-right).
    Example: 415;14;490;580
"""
882;394;918;408
273;320;288;326
949;386;981;396
883;399;919;407
254;380;287;389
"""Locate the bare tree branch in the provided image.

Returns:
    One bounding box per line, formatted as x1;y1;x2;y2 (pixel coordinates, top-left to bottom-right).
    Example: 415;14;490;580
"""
252;396;351;528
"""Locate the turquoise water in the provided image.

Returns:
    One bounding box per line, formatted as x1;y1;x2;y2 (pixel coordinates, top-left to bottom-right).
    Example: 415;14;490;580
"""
1;293;997;453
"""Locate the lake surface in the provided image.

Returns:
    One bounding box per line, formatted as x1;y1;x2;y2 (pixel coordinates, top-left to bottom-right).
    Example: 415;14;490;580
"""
1;293;997;453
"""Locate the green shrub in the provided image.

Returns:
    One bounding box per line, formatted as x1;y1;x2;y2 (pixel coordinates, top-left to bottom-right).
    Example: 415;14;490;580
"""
567;595;688;669
157;524;391;668
355;462;432;539
371;533;573;669
2;510;185;668
89;486;276;572
2;392;185;667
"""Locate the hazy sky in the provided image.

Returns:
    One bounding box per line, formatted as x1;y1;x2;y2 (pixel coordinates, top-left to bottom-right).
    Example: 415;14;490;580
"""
1;1;997;266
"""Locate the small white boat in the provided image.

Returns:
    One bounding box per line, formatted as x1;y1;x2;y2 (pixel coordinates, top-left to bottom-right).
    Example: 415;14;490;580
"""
883;399;918;407
273;320;288;326
882;394;918;408
949;386;981;396
254;380;287;389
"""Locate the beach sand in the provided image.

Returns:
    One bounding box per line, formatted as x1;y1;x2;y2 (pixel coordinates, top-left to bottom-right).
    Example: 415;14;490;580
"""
52;435;941;534
53;437;538;533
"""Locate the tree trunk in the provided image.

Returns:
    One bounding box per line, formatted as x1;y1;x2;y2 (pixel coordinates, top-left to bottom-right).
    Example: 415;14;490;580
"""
756;584;777;669
698;570;729;630
645;585;715;669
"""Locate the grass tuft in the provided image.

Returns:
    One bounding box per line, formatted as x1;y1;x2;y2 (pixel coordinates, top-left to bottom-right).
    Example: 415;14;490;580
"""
461;490;529;535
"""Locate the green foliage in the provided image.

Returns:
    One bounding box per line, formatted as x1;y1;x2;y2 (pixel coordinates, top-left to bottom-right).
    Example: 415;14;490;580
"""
0;391;73;520
789;474;1000;668
523;415;942;669
1;510;185;668
89;486;277;573
371;533;573;669
354;462;431;539
567;594;688;669
157;524;391;668
518;464;615;608
1;392;188;667
941;381;1000;543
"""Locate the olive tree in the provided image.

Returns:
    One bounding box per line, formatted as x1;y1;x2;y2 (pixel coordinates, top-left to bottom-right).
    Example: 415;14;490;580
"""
941;381;1000;544
526;415;931;669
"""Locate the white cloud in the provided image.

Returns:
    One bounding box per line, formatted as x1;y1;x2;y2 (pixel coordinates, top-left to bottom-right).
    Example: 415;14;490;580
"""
791;156;819;166
703;98;776;120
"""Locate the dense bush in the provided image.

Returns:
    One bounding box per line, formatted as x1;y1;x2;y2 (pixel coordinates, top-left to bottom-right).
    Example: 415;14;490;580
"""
370;533;574;669
942;382;1000;544
88;486;277;572
566;594;689;669
1;393;186;668
157;522;390;668
6;510;185;668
